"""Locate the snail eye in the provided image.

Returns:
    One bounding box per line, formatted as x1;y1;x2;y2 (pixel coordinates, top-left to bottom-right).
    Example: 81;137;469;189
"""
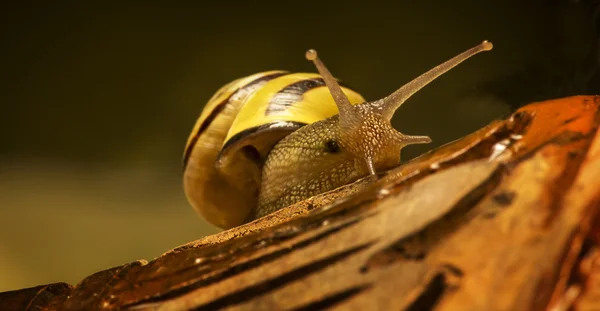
324;140;341;153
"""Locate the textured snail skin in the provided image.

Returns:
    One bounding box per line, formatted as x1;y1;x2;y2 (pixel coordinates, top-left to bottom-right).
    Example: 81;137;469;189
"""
255;106;413;218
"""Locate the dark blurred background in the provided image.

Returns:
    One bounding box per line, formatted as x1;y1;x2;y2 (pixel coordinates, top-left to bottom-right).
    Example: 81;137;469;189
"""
1;1;598;291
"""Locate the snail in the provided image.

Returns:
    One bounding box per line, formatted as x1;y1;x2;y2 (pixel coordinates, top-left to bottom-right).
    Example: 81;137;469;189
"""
183;40;493;229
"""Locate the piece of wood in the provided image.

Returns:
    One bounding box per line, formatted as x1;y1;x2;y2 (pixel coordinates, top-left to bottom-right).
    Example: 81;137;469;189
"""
1;95;599;311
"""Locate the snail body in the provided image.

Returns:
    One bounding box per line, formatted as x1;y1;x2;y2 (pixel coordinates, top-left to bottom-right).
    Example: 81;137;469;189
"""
183;41;493;229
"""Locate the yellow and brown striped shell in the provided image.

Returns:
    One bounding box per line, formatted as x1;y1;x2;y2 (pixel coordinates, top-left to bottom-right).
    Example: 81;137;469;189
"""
183;71;365;229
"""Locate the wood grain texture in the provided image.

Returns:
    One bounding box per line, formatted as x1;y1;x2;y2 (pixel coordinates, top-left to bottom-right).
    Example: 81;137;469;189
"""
2;96;599;311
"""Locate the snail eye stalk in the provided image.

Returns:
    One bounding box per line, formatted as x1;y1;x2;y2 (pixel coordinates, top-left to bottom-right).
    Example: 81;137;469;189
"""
305;49;356;124
375;40;493;120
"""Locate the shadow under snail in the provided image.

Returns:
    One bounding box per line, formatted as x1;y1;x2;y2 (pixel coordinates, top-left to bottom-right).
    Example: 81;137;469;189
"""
182;40;494;229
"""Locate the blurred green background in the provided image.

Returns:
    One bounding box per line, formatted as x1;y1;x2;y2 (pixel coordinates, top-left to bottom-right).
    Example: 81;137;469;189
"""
1;1;598;291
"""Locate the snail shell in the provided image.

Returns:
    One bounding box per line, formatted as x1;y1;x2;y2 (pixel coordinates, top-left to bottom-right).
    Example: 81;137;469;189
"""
183;71;365;228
